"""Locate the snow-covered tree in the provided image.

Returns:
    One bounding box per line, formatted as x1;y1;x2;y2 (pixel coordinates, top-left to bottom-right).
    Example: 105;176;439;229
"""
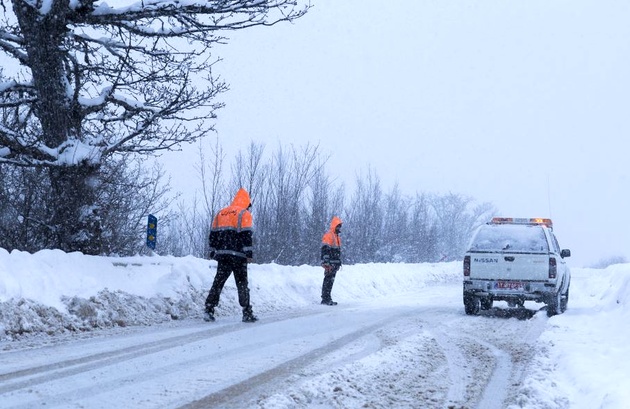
0;0;309;253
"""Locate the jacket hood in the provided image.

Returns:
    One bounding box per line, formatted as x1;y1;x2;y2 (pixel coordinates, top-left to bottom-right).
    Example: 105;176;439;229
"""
231;188;251;209
329;216;342;232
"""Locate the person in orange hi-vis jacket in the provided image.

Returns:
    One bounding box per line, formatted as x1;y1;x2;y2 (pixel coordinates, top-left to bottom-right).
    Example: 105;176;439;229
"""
205;188;257;322
320;216;342;305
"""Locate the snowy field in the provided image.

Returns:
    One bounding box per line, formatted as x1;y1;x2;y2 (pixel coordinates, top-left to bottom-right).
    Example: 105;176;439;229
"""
0;248;629;408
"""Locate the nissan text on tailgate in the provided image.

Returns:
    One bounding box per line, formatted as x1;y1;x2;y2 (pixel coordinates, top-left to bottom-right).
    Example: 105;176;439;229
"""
463;217;571;317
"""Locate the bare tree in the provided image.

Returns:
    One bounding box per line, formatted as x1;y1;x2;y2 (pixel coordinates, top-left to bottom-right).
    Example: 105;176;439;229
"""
0;165;52;252
255;143;322;264
379;183;410;262
431;193;496;261
343;167;383;264
94;156;176;255
0;0;310;253
231;141;267;206
167;197;204;257
409;193;439;262
196;136;227;256
0;155;174;255
303;163;336;265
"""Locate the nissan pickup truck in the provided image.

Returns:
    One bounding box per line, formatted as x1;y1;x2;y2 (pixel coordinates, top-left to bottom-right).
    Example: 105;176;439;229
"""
463;217;571;317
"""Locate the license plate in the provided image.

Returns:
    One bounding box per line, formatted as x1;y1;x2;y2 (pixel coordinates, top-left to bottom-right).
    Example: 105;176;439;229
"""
495;281;524;290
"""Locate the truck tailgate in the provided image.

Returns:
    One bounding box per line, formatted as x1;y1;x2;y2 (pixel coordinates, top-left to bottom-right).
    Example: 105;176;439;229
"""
470;253;549;281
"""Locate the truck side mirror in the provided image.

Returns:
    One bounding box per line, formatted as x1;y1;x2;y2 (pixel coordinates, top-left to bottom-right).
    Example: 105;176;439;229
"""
561;249;571;258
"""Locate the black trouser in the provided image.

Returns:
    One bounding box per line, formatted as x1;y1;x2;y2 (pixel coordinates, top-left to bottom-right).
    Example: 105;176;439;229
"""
206;256;250;309
321;265;340;301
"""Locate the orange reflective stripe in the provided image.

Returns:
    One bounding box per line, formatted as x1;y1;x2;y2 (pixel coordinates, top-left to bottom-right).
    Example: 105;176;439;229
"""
237;208;253;231
240;210;253;229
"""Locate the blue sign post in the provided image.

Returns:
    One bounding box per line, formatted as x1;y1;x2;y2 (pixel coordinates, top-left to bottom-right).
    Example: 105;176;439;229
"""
146;214;157;250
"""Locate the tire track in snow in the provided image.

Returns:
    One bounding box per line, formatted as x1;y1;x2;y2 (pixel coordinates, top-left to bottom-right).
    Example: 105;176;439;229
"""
0;309;326;395
474;337;512;409
431;328;471;405
420;305;547;409
178;313;420;409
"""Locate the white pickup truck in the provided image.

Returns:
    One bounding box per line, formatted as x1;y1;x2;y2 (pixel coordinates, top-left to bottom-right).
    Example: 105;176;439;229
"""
463;217;571;317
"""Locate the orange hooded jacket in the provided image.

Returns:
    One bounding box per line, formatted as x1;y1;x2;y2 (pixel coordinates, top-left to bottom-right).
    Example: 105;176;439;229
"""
321;216;342;267
209;188;253;260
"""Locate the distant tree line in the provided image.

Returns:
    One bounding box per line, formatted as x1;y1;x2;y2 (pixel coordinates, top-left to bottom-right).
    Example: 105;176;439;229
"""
0;136;496;264
159;140;497;265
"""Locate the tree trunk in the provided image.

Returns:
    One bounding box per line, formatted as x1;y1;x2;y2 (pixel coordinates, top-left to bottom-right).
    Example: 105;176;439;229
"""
13;0;79;147
13;0;102;253
49;164;102;254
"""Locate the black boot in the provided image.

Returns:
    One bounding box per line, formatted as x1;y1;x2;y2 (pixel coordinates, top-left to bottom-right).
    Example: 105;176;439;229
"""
242;306;258;323
321;299;338;306
203;306;215;322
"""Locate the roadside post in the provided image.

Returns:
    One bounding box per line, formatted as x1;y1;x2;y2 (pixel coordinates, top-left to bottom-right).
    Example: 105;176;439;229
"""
146;214;157;251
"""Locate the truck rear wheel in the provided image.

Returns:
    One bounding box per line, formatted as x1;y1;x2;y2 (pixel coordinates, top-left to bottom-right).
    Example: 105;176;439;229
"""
464;294;480;315
547;283;570;317
480;298;493;310
561;287;569;312
547;290;563;317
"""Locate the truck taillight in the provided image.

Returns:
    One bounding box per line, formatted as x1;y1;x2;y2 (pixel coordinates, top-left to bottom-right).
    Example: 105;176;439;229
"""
549;257;557;279
464;256;471;277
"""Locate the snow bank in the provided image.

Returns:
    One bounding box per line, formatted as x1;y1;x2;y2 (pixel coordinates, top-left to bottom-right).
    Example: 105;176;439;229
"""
0;249;460;340
510;264;630;409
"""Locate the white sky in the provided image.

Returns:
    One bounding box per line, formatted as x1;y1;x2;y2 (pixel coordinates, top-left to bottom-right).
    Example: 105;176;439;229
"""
158;1;630;267
1;250;629;407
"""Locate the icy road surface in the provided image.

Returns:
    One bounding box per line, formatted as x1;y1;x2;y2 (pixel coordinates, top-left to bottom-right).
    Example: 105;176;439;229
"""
0;283;546;409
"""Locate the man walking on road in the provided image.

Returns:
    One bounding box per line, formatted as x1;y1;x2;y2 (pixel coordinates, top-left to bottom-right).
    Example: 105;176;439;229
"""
205;188;258;323
321;216;342;305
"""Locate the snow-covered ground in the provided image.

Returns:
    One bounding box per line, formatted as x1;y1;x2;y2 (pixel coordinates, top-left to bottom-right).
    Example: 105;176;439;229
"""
0;248;628;408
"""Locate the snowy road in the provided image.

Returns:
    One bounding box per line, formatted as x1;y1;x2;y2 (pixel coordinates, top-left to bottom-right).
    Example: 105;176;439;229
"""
0;282;548;409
